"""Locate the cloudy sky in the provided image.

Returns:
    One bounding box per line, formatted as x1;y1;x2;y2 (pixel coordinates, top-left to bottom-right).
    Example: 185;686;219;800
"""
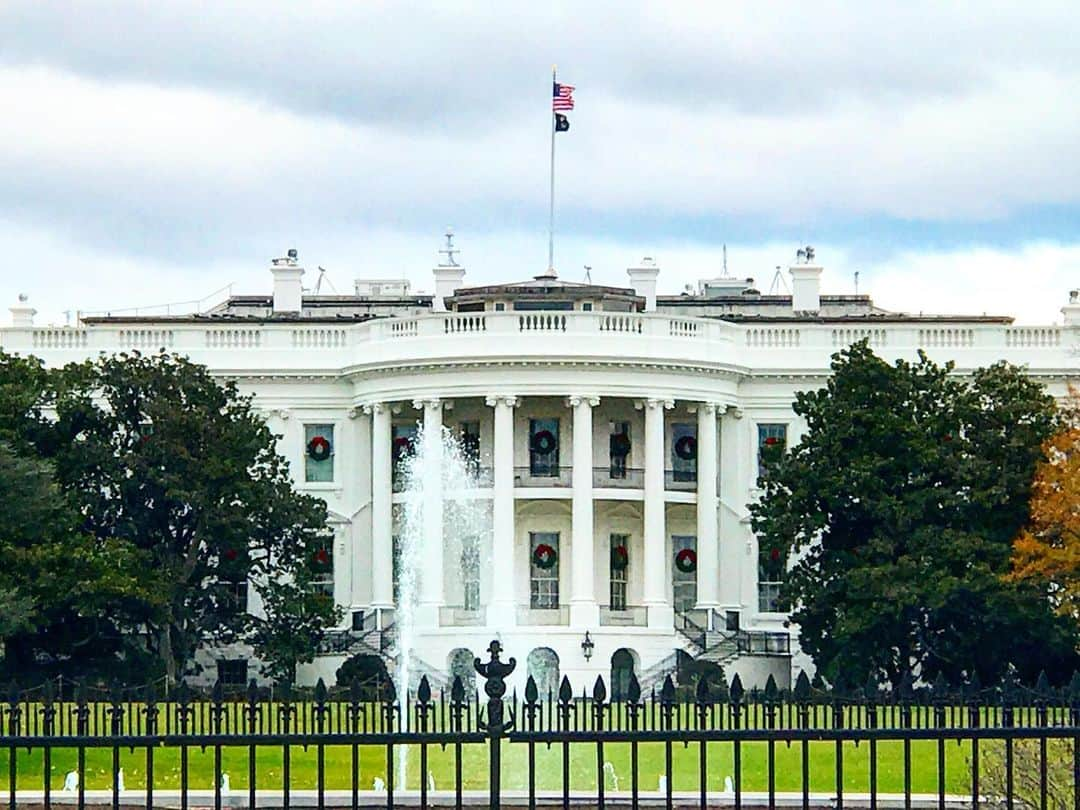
2;1;1079;324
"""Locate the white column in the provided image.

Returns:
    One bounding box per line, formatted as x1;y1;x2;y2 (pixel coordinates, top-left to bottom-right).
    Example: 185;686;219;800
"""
642;397;673;628
486;395;518;625
415;398;445;615
718;406;744;608
367;403;394;613
569;395;600;626
696;402;720;611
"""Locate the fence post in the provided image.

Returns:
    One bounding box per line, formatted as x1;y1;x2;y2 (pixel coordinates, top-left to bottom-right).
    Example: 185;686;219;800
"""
474;639;516;810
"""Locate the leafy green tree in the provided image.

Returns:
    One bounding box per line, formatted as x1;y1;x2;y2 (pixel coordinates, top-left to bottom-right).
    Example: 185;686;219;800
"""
251;571;344;685
751;341;1077;686
0;350;339;681
0;442;156;679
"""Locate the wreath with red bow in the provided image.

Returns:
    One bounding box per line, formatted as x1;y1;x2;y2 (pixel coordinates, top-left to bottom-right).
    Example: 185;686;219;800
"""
675;547;697;573
531;430;558;455
674;435;697;461
313;547;331;568
610;544;629;570
393;436;414;460
307;434;332;462
533;543;558;570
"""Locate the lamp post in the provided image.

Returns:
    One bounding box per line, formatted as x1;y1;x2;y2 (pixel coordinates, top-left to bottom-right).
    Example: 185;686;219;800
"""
581;631;594;662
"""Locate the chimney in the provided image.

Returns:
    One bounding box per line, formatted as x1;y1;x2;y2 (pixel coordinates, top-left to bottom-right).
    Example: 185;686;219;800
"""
1063;290;1080;327
627;257;660;312
431;228;465;313
789;246;822;314
9;294;35;327
270;250;304;314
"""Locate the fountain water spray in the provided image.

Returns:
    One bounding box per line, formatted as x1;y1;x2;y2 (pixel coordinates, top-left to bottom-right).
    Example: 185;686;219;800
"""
393;423;490;787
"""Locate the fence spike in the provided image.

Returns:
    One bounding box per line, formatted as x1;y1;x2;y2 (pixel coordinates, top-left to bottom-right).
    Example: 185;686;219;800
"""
793;671;811;701
899;671;914;701
729;673;744;705
660;675;675;704
627;672;641;705
695;673;710;704
314;677;328;704
1034;670;1050;698
212;679;225;704
558;676;572;705
249;678;261;703
764;674;779;702
417;675;432;705
592;675;607;704
452;675;466;705
524;676;537;705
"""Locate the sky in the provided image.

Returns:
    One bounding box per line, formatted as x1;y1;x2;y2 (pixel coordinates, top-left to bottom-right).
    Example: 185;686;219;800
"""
2;1;1080;325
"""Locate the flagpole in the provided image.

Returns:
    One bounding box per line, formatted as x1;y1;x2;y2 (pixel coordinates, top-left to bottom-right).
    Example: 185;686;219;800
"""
548;66;557;274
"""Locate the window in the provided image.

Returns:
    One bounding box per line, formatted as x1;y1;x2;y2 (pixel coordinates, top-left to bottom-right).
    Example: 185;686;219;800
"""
582;302;593;312
514;300;573;311
530;531;560;609
757;423;788;479
392;534;402;603
671;423;697;483
460;421;480;475
461;534;481;611
217;659;248;687
304;424;335;483
672;535;697;612
219;578;248;616
529;418;560;477
609;533;629;611
609;421;630;479
392;424;418;489
758;542;787;612
725;610;741;632
351;610;366;632
494;302;506;312
310;541;334;598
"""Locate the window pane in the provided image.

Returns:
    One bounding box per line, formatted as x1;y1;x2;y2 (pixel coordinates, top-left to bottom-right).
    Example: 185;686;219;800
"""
529;531;559;609
461;534;481;611
609;422;630;479
757;423;788;479
305;424;335;483
609;533;629;610
672;535;697;612
529;418;560;477
671;423;697;482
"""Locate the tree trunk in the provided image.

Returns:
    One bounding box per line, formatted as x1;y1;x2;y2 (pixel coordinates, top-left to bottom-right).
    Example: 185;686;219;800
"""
158;624;176;682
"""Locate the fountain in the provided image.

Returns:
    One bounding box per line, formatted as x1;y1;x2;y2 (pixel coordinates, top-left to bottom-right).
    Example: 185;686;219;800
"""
393;423;491;788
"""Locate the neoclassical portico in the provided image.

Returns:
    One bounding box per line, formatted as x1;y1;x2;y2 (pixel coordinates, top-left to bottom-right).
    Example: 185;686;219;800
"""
363;391;731;633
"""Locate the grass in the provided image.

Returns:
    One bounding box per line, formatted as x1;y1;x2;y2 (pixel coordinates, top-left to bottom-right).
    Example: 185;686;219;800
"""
1;739;1000;794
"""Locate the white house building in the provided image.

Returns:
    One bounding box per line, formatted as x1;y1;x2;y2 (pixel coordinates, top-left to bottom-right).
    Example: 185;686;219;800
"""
3;247;1078;694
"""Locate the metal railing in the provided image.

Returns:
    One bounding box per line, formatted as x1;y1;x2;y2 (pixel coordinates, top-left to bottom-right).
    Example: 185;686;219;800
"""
2;639;1079;810
513;466;572;487
592;467;645;488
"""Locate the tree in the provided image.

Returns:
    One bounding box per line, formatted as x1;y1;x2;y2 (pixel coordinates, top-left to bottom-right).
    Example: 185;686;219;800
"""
0;350;340;681
751;341;1078;686
251;573;343;684
0;442;157;680
1009;404;1080;622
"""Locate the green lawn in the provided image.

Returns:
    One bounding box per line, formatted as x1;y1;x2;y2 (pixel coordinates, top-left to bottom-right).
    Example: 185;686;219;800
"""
1;739;998;794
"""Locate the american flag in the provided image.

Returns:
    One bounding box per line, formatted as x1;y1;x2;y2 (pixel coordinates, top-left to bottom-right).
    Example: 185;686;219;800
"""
553;82;575;111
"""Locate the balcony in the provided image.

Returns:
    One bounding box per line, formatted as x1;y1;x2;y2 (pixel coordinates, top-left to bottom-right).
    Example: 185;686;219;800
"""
599;605;648;626
514;466;572;488
592;467;644;488
516;605;570;625
664;469;697;491
737;631;791;656
393;465;493;493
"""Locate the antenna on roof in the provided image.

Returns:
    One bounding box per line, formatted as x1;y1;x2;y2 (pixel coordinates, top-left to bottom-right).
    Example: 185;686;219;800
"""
854;270;860;296
584;265;592;284
313;267;337;294
769;265;791;295
722;244;730;278
438;226;460;267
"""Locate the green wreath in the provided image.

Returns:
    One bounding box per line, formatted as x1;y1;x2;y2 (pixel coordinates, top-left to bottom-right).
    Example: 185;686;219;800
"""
533;543;557;570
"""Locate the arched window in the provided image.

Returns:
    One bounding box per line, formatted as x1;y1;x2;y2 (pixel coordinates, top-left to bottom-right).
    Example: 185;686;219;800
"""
526;647;560;700
447;648;476;695
611;648;637;701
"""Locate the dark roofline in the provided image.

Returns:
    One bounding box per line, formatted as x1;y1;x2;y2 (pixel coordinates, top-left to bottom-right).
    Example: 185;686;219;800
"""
222;295;433;306
80;313;384;325
449;282;640;300
713;313;1015;324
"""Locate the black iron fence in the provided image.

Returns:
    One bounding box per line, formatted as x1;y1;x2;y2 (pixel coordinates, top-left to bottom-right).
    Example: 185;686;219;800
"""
2;639;1079;810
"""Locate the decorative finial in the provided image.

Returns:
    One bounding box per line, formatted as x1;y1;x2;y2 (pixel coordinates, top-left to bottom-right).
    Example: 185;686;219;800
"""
438;227;459;267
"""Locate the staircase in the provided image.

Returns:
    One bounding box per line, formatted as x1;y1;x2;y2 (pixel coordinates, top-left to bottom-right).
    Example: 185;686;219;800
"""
674;609;744;668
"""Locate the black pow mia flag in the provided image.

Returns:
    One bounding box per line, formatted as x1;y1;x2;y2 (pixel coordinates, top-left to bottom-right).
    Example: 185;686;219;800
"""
554;113;569;132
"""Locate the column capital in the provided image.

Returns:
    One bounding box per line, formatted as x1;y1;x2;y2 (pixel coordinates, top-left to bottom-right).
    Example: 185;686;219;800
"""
361;401;388;416
485;394;520;408
271;408;290;421
412;397;443;411
637;397;674;411
725;405;744;419
566;394;600;408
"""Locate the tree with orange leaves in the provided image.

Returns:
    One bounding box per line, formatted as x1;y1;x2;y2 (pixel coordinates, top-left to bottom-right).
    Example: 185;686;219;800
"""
1010;393;1080;623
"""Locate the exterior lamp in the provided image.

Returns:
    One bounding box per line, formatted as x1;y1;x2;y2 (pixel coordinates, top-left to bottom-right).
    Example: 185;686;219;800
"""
581;631;595;662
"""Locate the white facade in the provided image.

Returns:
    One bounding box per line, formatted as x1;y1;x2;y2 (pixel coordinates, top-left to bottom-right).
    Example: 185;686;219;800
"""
4;252;1077;692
